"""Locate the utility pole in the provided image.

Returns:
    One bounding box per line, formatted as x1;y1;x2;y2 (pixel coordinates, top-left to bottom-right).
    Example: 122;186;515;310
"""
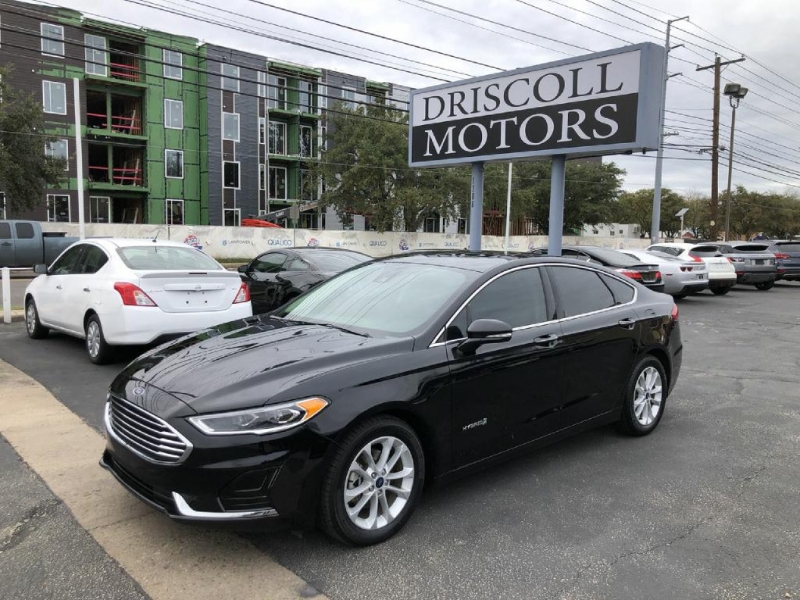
697;55;745;240
651;15;689;245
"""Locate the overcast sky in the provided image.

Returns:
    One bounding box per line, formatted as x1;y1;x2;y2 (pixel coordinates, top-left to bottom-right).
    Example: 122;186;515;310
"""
60;0;800;196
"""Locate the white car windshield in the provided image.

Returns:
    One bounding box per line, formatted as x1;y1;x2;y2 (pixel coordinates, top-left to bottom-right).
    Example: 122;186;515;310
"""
275;261;472;337
117;246;223;271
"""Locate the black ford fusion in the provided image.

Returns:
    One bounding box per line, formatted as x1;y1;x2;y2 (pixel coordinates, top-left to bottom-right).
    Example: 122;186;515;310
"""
101;253;682;546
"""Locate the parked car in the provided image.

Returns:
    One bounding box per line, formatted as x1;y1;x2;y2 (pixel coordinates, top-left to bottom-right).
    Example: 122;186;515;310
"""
0;220;78;268
621;249;708;298
714;243;777;290
24;239;252;364
101;253;682;545
766;240;800;281
555;246;665;293
238;247;371;314
647;242;737;295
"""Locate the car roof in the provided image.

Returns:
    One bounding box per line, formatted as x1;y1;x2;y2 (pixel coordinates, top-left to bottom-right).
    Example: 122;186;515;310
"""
293;247;369;255
378;251;601;273
82;238;192;250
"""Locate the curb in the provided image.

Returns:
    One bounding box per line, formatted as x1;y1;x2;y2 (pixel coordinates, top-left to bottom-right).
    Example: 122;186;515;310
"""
2;310;24;324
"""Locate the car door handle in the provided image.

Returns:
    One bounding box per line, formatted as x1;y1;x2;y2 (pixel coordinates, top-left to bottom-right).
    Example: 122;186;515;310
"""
533;333;559;347
0;241;11;246
618;318;636;330
83;288;91;293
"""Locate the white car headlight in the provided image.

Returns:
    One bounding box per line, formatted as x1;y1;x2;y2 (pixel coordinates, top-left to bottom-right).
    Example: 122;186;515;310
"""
188;397;329;435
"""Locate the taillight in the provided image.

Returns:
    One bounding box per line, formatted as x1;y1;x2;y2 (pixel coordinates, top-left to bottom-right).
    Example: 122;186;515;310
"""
617;268;643;281
233;282;251;304
774;252;790;260
729;257;744;263
679;266;693;272
655;270;662;281
114;282;157;307
671;304;679;321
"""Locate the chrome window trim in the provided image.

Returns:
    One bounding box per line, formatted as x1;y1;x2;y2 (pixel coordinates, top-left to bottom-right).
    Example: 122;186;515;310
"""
429;263;638;348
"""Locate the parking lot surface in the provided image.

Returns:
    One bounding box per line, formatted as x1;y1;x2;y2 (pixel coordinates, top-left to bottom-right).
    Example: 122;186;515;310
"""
1;283;799;599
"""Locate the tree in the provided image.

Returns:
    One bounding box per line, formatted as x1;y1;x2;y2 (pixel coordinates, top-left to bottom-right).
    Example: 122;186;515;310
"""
313;103;467;232
0;67;66;213
615;188;686;238
683;195;711;239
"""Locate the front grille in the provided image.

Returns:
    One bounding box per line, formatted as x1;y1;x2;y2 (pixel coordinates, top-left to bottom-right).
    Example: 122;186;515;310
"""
107;395;192;464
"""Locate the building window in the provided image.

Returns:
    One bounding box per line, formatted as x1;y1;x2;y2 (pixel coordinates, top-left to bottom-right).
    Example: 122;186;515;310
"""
341;87;356;110
268;75;286;109
221;63;239;92
298;80;314;113
423;215;441;233
165;149;184;179
163;50;183;79
259;164;266;190
223;112;240;141
223;161;240;189
299;125;313;158
224;208;241;227
269;166;287;199
259;117;266;145
0;192;6;220
268;121;286;155
457;218;467;234
46;194;70;222
89;196;111;223
45;139;68;170
84;34;107;76
257;71;267;97
164;99;183;129
41;23;64;56
300;169;316;201
42;81;67;115
166;199;184;225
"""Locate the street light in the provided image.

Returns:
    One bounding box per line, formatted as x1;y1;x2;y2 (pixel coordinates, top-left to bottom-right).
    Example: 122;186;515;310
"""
723;82;748;241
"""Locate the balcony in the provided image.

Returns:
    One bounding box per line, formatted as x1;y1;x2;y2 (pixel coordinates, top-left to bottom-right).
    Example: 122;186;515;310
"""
88;143;146;190
87;91;144;138
109;41;142;83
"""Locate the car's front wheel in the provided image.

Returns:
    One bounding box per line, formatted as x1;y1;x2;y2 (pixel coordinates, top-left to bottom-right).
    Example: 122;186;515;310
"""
85;315;114;365
25;299;49;339
319;417;425;546
617;356;668;436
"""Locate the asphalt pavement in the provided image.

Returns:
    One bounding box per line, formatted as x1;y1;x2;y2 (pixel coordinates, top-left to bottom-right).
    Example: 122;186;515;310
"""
0;283;799;599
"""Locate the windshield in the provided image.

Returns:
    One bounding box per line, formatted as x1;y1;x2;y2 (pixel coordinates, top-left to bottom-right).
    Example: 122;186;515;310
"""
306;250;371;272
275;261;472;337
117;246;223;271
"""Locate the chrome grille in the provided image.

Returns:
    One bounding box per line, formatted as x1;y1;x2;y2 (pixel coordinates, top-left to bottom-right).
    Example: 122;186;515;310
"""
106;395;192;464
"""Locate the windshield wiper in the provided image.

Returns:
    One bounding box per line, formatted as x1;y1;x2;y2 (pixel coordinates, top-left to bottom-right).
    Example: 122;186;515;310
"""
318;323;371;338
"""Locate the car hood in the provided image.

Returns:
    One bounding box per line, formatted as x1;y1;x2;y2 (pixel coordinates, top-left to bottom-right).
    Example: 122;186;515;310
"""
112;316;413;415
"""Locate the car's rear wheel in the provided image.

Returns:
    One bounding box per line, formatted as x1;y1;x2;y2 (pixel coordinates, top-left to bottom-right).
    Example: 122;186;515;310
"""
673;293;687;300
85;315;114;365
755;281;774;291
25;299;49;339
617;356;667;436
319;416;425;546
711;286;731;296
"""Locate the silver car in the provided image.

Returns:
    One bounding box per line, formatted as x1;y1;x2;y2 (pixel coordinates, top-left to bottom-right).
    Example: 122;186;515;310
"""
622;249;709;298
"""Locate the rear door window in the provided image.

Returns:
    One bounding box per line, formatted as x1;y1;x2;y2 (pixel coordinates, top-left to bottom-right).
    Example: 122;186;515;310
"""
15;223;35;239
0;223;11;239
549;266;615;317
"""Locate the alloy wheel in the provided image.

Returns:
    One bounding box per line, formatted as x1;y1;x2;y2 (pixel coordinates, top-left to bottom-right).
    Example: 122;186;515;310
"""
26;304;36;335
343;436;415;531
633;366;663;426
86;321;101;358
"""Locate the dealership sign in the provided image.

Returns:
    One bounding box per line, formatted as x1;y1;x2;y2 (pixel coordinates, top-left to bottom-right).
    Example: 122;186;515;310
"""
409;43;665;167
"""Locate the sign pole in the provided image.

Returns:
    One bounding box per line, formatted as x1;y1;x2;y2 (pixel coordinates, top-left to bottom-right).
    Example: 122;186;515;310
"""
73;78;85;240
504;162;513;255
469;162;484;252
548;155;566;256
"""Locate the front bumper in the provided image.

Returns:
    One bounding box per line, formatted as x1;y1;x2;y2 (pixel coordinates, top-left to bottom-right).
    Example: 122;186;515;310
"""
102;401;331;529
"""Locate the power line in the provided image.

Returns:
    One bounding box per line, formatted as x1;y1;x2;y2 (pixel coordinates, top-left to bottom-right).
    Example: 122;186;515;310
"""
511;0;632;45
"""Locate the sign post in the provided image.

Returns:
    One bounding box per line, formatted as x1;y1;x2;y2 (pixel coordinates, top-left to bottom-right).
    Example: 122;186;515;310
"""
548;156;566;255
408;43;665;255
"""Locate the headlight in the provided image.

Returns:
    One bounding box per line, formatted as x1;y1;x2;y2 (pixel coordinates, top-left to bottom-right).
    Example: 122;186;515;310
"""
188;397;329;435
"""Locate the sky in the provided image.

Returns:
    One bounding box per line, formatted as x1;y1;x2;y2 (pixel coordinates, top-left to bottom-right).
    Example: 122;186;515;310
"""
54;0;800;196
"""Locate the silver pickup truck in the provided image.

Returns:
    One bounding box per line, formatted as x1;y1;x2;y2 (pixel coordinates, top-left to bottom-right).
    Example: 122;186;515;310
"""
0;220;78;268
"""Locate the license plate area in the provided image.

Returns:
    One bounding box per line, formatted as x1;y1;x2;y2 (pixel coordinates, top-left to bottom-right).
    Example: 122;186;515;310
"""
178;291;214;308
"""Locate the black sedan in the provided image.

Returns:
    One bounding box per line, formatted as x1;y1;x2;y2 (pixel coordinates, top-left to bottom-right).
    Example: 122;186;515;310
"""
101;253;682;546
238;247;371;314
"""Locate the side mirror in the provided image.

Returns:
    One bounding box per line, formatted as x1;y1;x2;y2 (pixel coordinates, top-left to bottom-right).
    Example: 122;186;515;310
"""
457;319;512;355
33;264;48;275
237;264;250;274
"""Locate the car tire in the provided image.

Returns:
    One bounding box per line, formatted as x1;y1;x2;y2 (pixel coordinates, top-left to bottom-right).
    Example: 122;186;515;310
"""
85;315;114;365
711;286;731;296
25;299;49;340
617;356;668;437
673;293;687;300
755;281;774;291
319;416;425;546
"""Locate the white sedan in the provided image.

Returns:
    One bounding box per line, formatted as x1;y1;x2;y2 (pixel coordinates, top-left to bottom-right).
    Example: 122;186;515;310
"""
24;239;252;364
647;242;737;296
621;249;709;298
